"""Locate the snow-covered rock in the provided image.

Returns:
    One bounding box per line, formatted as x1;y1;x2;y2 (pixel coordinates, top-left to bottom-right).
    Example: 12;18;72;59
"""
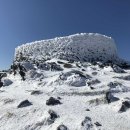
2;78;13;86
15;33;118;63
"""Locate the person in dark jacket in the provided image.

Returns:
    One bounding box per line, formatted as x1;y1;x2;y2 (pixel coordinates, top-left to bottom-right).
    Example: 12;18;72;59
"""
11;63;18;75
0;75;3;88
19;70;26;81
18;64;26;81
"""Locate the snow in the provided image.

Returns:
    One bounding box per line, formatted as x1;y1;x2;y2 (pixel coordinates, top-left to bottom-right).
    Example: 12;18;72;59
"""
0;33;130;130
1;58;130;130
15;33;118;62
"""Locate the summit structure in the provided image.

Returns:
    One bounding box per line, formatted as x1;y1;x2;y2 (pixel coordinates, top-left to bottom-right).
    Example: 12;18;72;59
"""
15;33;118;62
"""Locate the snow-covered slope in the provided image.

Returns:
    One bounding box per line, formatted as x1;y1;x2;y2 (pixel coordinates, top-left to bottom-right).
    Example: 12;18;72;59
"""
1;58;130;130
15;33;118;62
0;33;130;130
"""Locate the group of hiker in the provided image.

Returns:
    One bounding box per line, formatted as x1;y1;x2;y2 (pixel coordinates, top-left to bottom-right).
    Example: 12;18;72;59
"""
11;61;58;81
11;63;26;81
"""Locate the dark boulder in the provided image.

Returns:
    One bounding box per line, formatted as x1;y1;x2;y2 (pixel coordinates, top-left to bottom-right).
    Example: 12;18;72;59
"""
122;75;130;81
44;109;59;125
91;72;98;75
48;109;59;120
119;100;130;113
49;62;63;71
105;91;119;103
46;97;61;106
94;122;102;126
85;109;90;111
64;63;73;68
17;100;32;108
81;116;94;130
31;90;43;95
108;82;122;88
0;72;7;78
57;61;65;64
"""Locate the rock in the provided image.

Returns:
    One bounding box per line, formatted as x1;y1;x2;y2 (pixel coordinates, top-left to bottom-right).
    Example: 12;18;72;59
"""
82;69;86;71
66;74;86;87
3;79;13;86
90;87;95;90
81;116;94;130
105;91;119;103
94;122;102;126
0;72;7;78
108;82;130;93
31;90;43;95
119;99;130;113
43;109;59;125
57;61;65;64
48;109;59;120
122;75;130;81
108;82;122;88
22;62;34;70
87;79;101;86
49;62;63;71
85;109;90;111
112;65;126;73
37;109;59;126
46;97;61;106
17;100;32;108
57;97;62;100
39;63;50;70
57;125;68;130
3;98;14;104
27;70;43;79
59;70;90;87
64;63;73;68
91;72;98;75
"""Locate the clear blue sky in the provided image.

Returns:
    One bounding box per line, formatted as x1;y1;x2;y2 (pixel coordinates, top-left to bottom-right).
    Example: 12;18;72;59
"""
0;0;130;70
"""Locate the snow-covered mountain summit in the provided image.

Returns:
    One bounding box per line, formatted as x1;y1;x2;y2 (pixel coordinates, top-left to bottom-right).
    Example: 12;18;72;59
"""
15;33;118;63
0;33;130;130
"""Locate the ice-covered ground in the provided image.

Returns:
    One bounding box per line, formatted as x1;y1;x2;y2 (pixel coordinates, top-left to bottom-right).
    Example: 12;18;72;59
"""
0;58;130;130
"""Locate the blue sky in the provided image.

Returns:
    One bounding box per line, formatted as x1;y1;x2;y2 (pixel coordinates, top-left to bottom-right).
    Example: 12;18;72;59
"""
0;0;130;70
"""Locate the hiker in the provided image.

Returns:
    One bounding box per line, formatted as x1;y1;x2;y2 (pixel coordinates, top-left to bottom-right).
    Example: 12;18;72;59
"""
11;63;18;75
0;81;3;88
19;70;26;81
18;64;26;81
0;75;3;88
